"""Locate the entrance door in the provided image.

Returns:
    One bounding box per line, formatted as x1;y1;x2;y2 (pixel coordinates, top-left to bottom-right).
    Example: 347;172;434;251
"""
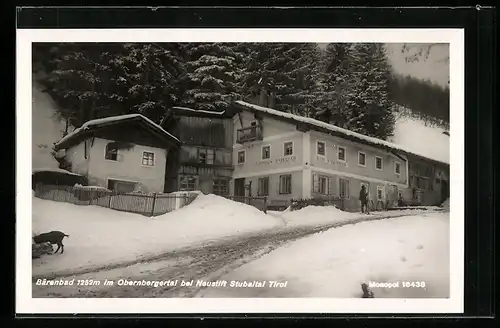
388;185;398;208
234;178;246;197
441;180;449;203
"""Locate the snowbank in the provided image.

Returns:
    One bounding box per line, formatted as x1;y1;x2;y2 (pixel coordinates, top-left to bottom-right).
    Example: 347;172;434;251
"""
277;205;444;228
281;206;365;227
199;212;450;298
32;194;283;276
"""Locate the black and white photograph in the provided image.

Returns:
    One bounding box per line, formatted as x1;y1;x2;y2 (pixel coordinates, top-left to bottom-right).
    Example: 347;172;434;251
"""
17;28;464;314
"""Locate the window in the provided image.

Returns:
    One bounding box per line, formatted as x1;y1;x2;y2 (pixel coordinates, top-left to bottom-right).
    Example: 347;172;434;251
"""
394;161;401;175
237;150;246;164
198;148;215;164
358;152;366;166
258;177;269;196
262;145;271;160
313;174;331;195
107;179;137;193
284;142;293;156
279;174;292;194
337;146;346;162
316;141;326;156
375;156;383;170
319;176;328;195
248;121;258;138
377;186;384;201
105;143;118;161
213;179;229;196
180;175;197;191
339;178;350;199
142;151;155;166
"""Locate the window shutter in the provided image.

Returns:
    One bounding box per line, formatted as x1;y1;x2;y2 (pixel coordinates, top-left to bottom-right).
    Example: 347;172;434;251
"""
346;180;350;198
277;176;282;194
313;174;319;193
328;177;333;195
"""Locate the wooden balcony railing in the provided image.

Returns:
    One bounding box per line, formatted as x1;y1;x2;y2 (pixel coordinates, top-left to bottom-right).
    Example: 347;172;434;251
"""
237;126;263;143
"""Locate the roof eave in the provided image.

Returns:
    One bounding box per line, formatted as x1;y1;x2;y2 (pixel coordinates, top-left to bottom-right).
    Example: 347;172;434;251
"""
232;102;449;167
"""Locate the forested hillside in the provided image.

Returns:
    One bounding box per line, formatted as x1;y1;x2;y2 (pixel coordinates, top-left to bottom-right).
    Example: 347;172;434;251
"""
32;42;449;143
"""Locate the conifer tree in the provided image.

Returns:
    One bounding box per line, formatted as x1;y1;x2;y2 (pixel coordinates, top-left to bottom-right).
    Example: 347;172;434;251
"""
344;43;396;139
241;43;322;116
180;43;246;112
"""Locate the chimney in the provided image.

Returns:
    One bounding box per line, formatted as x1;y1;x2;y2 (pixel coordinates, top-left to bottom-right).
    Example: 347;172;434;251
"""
268;91;276;109
259;89;268;107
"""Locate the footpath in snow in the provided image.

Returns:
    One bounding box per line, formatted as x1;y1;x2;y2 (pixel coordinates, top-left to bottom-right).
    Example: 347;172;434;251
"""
199;212;450;299
32;194;284;276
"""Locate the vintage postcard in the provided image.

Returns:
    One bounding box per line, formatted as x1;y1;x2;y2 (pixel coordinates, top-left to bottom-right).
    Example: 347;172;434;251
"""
16;28;464;314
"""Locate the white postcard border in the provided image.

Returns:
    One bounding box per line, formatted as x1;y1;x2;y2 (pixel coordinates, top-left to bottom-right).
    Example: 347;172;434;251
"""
16;28;464;314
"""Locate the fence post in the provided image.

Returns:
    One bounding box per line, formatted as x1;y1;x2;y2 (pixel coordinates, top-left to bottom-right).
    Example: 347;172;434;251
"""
150;193;157;217
108;192;112;209
263;196;267;214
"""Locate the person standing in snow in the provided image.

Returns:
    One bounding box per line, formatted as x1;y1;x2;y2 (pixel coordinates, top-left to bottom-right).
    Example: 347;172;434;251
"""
359;185;369;214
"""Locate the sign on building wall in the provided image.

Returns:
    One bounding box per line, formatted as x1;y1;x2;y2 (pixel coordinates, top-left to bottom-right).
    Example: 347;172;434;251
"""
315;155;348;168
255;155;297;166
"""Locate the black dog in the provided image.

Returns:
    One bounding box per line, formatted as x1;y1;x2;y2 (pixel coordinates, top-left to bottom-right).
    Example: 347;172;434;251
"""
33;231;69;254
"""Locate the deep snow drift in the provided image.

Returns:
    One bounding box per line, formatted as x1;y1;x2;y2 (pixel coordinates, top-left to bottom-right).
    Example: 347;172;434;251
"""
32;194;283;276
199;212;450;298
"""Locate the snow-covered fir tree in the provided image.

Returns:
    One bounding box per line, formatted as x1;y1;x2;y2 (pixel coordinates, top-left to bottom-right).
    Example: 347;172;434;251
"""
180;43;246;112
343;43;396;140
241;43;322;116
311;43;353;126
105;43;185;123
38;43;111;128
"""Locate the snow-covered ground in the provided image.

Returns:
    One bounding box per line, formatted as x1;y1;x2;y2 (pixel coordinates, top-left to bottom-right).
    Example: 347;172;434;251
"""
199;212;450;298
32;80;70;170
274;205;442;228
389;111;449;164
32;194;284;276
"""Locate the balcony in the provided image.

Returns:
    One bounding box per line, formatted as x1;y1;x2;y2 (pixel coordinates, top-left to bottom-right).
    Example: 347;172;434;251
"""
237;126;263;143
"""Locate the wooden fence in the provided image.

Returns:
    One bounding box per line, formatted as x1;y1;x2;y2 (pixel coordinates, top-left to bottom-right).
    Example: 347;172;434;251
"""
223;195;268;214
34;184;198;217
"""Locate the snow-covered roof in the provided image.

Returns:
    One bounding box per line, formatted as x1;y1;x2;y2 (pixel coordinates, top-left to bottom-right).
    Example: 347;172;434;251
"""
171;106;226;116
233;101;449;165
54;114;180;150
32;168;83;176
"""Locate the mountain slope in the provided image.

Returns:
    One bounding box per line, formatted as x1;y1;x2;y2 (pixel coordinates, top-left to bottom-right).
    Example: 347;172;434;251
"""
32;79;68;170
389;109;449;164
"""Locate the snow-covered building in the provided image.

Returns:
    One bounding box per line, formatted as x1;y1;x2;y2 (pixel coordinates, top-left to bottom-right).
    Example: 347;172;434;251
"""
160;107;234;195
53;114;180;193
228;100;450;211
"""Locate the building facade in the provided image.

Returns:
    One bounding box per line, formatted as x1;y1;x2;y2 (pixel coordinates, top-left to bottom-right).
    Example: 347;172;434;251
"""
53;114;180;193
161;107;234;196
229;100;449;211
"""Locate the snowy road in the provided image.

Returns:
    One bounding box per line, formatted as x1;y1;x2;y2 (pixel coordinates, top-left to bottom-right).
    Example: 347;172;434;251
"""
32;212;427;298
